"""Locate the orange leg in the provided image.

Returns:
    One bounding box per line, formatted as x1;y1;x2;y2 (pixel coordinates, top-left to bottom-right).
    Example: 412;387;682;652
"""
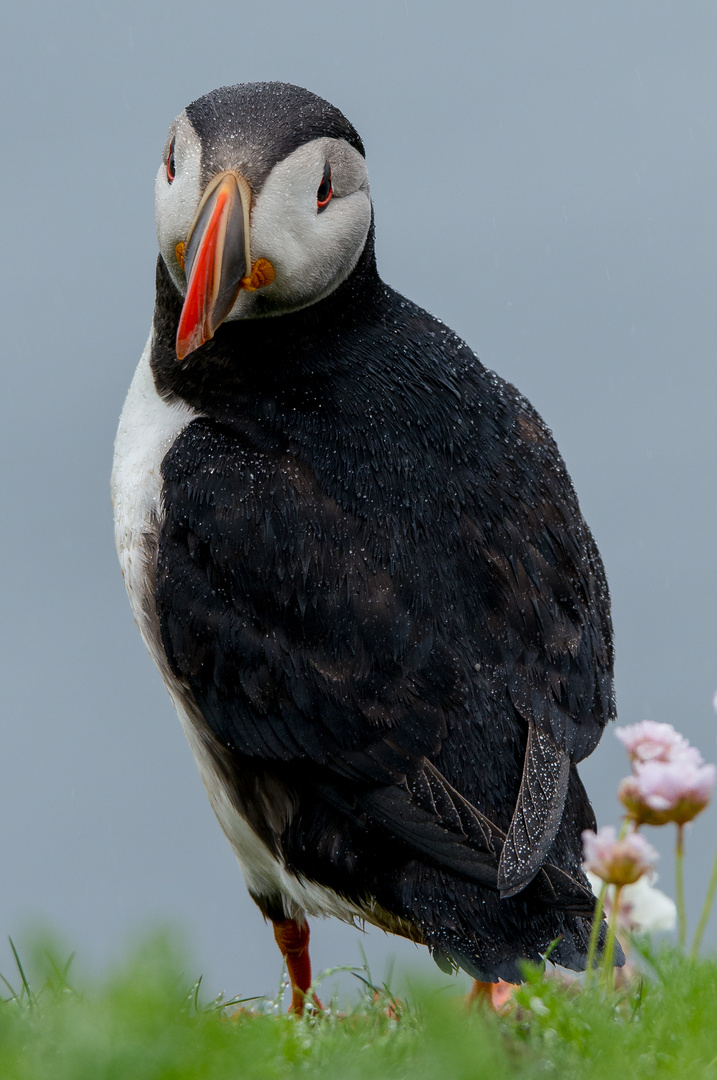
272;918;323;1015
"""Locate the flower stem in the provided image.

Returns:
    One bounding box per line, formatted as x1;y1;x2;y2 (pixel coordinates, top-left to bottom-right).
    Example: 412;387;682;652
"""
690;836;717;959
601;885;622;990
675;823;687;950
585;880;608;989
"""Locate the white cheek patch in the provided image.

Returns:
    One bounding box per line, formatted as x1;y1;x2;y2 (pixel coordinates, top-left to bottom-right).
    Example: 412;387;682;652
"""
154;112;203;296
246;137;371;314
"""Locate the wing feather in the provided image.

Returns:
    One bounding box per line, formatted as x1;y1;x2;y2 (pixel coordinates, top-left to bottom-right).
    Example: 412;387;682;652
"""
497;720;571;897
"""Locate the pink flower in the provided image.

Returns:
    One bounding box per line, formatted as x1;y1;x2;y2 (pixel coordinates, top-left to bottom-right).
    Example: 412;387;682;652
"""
582;826;658;886
615;721;701;767
619;758;716;826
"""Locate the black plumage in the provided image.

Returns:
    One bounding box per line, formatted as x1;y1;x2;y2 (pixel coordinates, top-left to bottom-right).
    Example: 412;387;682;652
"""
125;83;618;986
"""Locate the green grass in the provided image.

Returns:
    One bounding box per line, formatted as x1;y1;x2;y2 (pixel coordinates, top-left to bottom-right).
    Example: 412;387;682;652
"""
2;933;717;1079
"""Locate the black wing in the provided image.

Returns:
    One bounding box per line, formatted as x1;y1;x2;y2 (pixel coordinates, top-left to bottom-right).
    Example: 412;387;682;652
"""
433;381;614;895
157;355;612;902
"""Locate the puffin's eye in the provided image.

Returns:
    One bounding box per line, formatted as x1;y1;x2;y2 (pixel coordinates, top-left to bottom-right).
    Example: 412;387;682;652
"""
316;162;332;211
167;139;176;184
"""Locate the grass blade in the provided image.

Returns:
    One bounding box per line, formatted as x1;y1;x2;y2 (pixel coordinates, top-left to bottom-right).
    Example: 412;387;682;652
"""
8;937;35;1008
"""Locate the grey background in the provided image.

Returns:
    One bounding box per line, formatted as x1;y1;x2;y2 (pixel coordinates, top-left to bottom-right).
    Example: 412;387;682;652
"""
2;0;715;998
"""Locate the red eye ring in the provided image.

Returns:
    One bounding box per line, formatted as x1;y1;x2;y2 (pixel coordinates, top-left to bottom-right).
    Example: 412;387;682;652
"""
317;162;332;210
166;138;176;183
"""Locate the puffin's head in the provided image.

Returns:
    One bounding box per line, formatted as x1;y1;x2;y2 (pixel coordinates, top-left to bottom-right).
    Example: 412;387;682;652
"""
155;83;372;360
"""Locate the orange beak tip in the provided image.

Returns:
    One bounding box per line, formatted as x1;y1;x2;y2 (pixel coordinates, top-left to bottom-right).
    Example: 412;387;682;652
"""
176;322;211;362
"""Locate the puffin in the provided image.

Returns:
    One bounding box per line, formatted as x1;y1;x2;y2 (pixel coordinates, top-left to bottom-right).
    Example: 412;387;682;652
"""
112;82;617;1012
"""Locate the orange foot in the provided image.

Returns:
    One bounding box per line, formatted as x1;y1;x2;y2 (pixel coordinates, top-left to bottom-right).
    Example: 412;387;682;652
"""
373;989;402;1021
466;978;517;1013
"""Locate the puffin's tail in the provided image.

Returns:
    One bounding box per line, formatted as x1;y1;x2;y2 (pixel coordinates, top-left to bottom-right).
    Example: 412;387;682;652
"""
373;765;623;984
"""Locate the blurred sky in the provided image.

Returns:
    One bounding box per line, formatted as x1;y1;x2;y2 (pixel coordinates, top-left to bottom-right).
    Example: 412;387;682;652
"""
1;0;716;999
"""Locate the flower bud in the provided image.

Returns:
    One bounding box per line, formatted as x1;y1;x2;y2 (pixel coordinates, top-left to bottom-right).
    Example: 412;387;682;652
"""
619;759;716;827
615;720;701;767
582;826;658;887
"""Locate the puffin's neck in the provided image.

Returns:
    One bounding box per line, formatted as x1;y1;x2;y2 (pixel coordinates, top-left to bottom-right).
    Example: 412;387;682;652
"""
150;229;384;415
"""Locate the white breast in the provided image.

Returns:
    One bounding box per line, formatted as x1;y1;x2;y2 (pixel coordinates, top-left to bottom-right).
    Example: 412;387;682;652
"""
111;336;197;662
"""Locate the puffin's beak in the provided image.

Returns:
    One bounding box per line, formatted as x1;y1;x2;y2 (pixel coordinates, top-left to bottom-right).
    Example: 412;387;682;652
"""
176;171;253;361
